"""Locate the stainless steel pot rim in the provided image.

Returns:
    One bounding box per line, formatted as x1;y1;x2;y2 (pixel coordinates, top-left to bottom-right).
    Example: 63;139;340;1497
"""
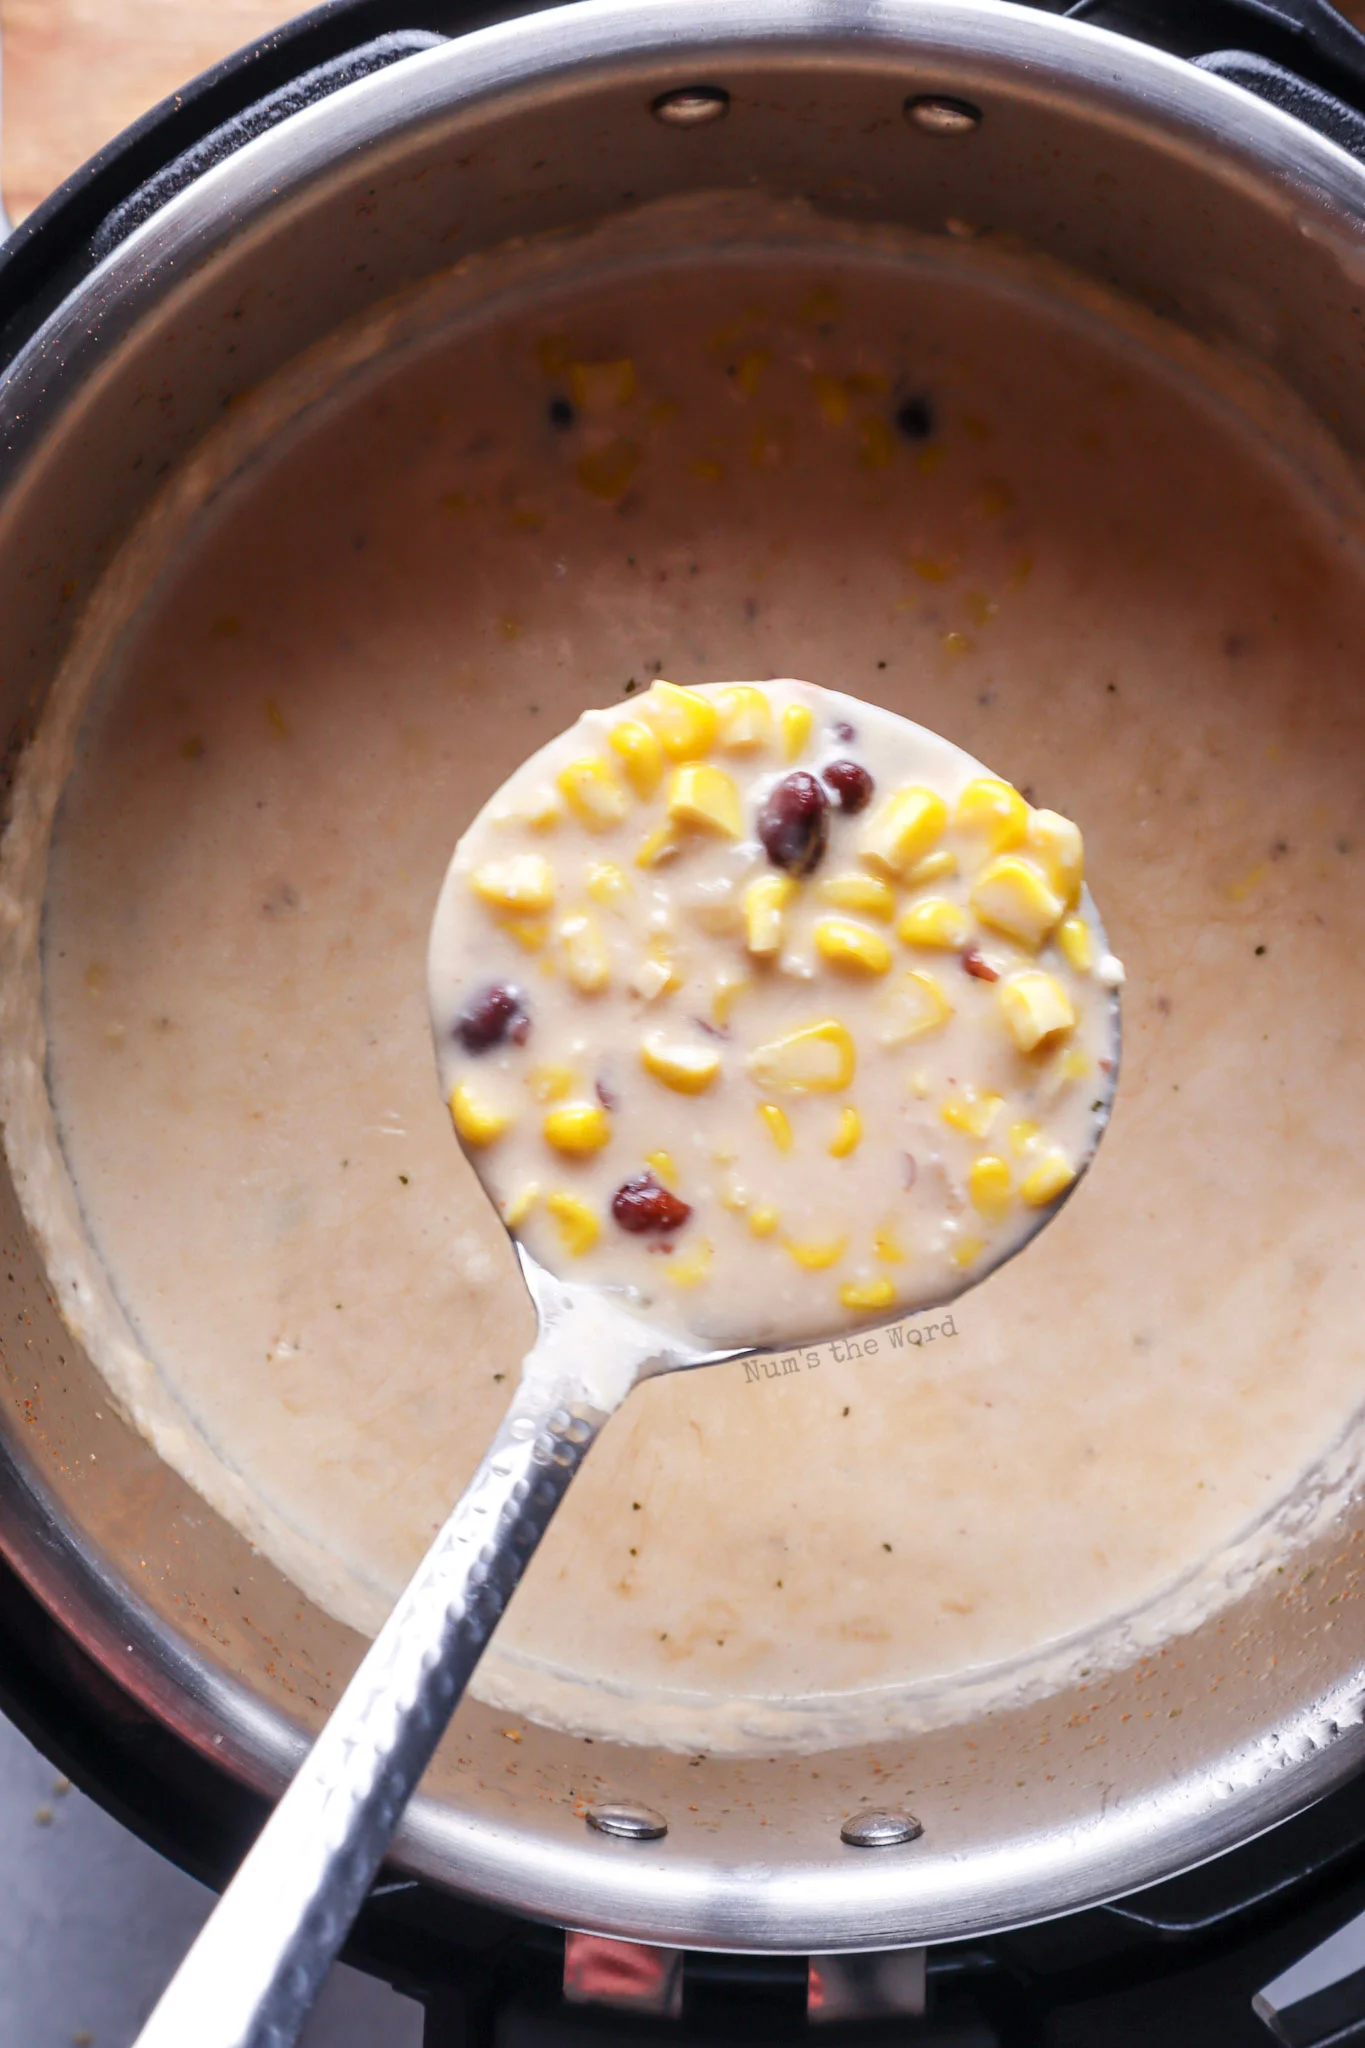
4;0;1365;1952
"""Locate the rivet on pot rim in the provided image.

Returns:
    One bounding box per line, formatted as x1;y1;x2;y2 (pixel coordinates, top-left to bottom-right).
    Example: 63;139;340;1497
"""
587;1799;669;1841
651;86;730;128
840;1808;924;1849
905;95;982;136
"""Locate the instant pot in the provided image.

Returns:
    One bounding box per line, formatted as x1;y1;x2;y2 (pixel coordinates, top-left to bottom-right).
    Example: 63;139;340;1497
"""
7;1;1365;2039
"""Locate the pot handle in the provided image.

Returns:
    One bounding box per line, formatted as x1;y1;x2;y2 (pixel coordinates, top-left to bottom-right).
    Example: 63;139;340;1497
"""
1255;1901;1365;2045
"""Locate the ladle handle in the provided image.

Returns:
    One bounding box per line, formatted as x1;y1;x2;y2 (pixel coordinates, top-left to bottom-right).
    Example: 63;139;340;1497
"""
132;1371;608;2048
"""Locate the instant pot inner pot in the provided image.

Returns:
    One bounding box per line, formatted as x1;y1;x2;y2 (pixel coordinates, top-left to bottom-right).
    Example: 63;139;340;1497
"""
5;15;1365;1949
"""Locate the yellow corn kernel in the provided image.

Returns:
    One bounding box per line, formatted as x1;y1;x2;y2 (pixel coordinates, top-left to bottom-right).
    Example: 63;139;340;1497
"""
556;755;630;831
470;854;556;915
646;1149;678;1186
586;860;631;908
717;1177;750;1212
968;1155;1013;1220
748;1204;780;1237
956;775;1029;852
489;782;560;833
503;917;548;953
558;909;611;994
629;958;672;1001
543;1100;612;1156
642;680;719;760
859;786;948;878
667;1239;713;1288
873;1225;905;1264
1057;914;1093;973
546;1190;599;1256
941;1087;1003;1140
667;762;742;838
950;1235;985;1270
527;1063;574;1103
784;1235;848;1271
970;854;1064;949
569;356;636;412
898;898;970;950
998;969;1076;1053
1020;1149;1077;1207
817;872;896;920
635;825;680;869
1009;1118;1041;1156
744;873;796;960
712;970;748;1025
1027;809;1084;905
903;848;959;888
449;1083;512;1148
503;1183;540;1228
608;719;665;797
748;1019;855;1093
876;969;953;1046
1061;1047;1091;1080
640;1034;722;1094
758;1102;793;1152
839;1276;896;1313
829;1106;862;1157
814;917;893;976
781;701;814;759
716;684;774;751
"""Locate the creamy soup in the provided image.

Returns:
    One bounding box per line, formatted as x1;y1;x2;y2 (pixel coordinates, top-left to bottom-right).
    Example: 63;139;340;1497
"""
21;235;1365;1752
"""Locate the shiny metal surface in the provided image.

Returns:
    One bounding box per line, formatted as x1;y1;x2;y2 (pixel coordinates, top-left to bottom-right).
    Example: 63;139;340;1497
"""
840;1810;925;1850
905;93;983;134
585;1801;671;1842
3;0;1365;1958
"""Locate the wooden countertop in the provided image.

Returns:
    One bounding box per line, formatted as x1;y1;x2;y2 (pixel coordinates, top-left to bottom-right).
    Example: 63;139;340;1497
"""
5;0;1365;225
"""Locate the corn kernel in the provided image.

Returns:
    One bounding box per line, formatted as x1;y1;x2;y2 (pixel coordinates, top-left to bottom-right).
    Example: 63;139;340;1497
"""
635;825;680;869
569;357;636;412
758;1102;793;1152
829;1106;862;1157
642;680;719;760
557;755;631;831
781;701;814;759
667;1239;713;1288
716;684;774;751
876;969;953;1046
1020;1149;1077;1206
712;970;748;1025
667;762;742;838
586;861;631;908
1057;913;1093;973
646;1149;678;1186
1009;1118;1041;1156
859;786;948;878
629;958;673;1001
449;1083;512;1148
470;854;556;915
968;1154;1012;1220
744;873;796;960
873;1226;904;1264
748;1205;780;1237
527;1064;575;1103
640;1034;722;1094
503;917;548;953
903;848;959;887
785;1235;848;1271
814;917;893;976
748;1019;855;1093
490;782;561;833
503;1183;540;1228
950;1235;985;1270
558;910;611;994
941;1087;1003;1139
543;1100;611;1156
971;854;1064;949
1027;809;1084;905
1060;1047;1091;1080
839;1276;896;1313
998;969;1076;1052
546;1190;599;1256
956;776;1029;852
898;898;970;950
608;720;665;797
718;1178;750;1212
817;872;896;919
